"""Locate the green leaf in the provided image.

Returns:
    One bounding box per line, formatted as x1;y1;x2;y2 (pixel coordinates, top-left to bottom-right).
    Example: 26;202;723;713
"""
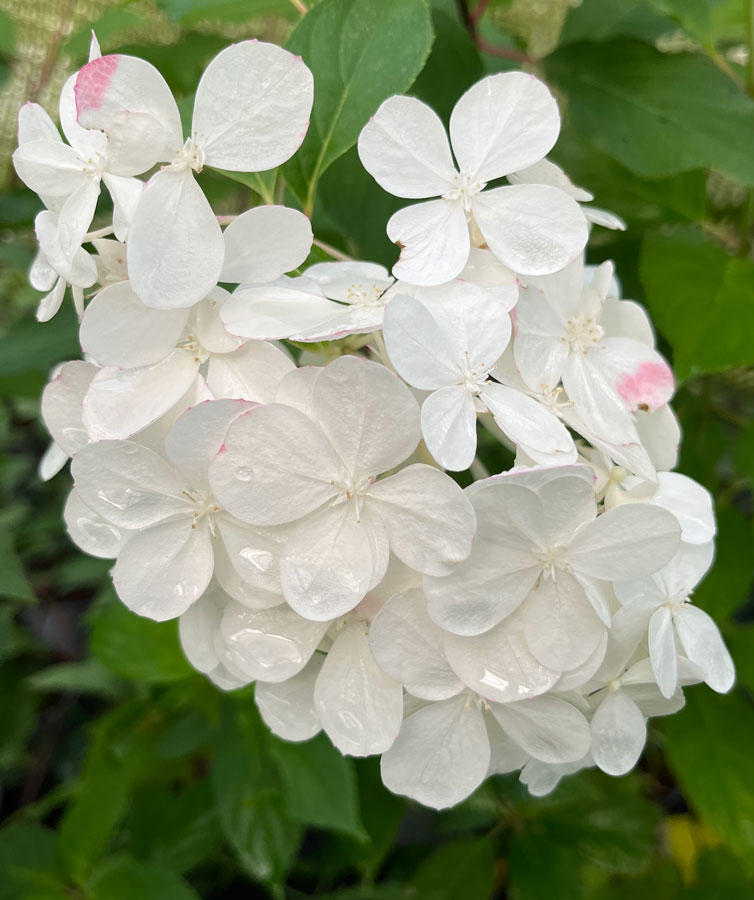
689;505;753;621
0;531;35;603
0;666;37;771
62;9;144;60
121;781;222;875
87;857;201;900
0;304;79;379
271;732;365;838
155;0;296;25
412;835;496;900
26;658;124;697
0;824;66;900
662;688;754;866
560;0;675;44
545;40;754;185
89;595;193;684
212;167;278;204
639;226;754;377
0;9;15;59
283;0;434;211
211;701;300;890
412;9;483;123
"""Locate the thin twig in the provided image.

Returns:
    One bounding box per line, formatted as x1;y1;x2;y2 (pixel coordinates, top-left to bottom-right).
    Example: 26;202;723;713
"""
289;0;308;15
312;237;353;261
462;0;537;66
746;0;754;98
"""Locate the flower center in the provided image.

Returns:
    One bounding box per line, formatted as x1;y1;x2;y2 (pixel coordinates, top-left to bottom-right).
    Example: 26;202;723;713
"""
443;171;486;214
177;332;210;364
184;489;221;536
330;473;376;515
345;282;388;307
563;314;604;353
170;137;205;173
538;545;567;581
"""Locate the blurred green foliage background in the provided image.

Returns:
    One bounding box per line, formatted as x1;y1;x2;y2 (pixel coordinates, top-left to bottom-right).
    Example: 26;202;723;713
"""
1;0;754;897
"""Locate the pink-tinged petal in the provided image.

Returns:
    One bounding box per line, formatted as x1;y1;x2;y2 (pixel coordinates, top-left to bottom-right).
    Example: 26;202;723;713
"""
597;337;674;412
388;199;470;286
358;95;457;199
75;54;182;173
59;71;108;159
193;40;313;171
450;72;560;182
127;169;224;310
473;184;588;277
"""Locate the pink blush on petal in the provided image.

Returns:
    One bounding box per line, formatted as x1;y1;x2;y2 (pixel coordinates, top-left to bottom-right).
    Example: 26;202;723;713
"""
75;55;119;116
616;360;674;411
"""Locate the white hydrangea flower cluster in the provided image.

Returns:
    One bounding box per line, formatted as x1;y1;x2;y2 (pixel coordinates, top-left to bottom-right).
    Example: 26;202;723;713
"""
18;35;734;810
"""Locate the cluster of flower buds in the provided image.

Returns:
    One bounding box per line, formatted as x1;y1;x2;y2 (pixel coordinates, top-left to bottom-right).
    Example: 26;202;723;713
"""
17;35;734;809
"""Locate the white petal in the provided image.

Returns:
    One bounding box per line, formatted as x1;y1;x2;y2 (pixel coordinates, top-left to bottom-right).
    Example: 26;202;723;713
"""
536;473;597;546
127;169;223;309
209;403;342;525
368;464;476;576
450;72;560;181
193;290;244;354
382;294;461;389
12;140;87;197
380;693;490;809
522;571;605;671
315;623;402;756
18;102;60;144
304;261;392;303
215;514;284;596
36;278;67;323
421;386;478;471
674;605;735;694
388;199;470;286
480;382;577;466
649;606;677;699
651;472;715;545
79;279;188;367
193;40;313;170
423;482;543;635
207;342;296;402
255;655;324;741
445;613;559;703
312;355;420;476
75;54;182;172
102;172;144;242
165;397;254;489
509;158;592;201
41;360;97;456
213;535;284;609
222;283;343;341
369;588;463;700
178;586;229;675
636;404;680;473
64;488;131;558
590;690;646;776
280;505;389;621
39;441;69;481
473;184;587;276
486;715;530;775
56;177;101;262
490;695;591;764
562;351;637;445
221;205;312;283
357;95;456;198
71;439;191;529
554;629;608;691
113;517;214;621
568;503;681;581
659;540;715;598
82;350;199;440
221;601;328;683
